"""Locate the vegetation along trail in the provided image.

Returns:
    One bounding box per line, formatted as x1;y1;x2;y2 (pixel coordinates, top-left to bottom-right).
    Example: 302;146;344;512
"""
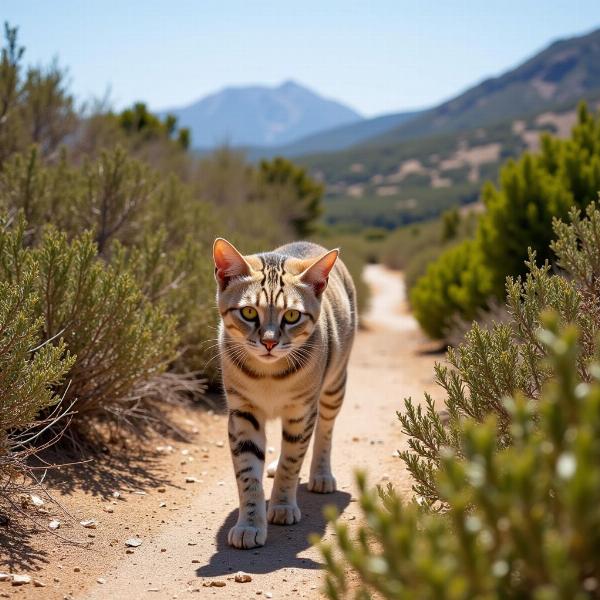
14;266;441;600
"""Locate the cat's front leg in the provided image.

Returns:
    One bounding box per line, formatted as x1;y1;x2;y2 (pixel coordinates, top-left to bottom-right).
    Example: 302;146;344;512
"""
268;400;318;525
227;399;267;549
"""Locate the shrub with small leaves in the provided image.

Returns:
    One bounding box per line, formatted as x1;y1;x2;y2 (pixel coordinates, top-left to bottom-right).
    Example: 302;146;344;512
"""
410;240;494;339
0;264;73;503
318;319;600;599
0;23;76;167
401;203;600;507
0;217;178;435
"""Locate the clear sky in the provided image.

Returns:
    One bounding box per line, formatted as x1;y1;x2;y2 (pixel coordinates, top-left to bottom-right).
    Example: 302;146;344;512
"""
3;1;600;116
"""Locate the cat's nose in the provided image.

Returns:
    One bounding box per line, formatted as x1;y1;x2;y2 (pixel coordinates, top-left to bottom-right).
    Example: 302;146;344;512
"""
261;339;277;352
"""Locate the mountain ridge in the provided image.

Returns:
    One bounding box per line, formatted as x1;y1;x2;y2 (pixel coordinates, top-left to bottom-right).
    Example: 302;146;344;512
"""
358;26;600;149
159;80;363;148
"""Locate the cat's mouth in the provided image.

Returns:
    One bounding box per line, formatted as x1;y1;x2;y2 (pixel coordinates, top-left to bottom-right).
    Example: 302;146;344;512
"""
251;347;287;362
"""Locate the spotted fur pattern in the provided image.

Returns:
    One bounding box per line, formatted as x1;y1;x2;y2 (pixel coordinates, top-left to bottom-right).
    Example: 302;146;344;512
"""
213;239;356;549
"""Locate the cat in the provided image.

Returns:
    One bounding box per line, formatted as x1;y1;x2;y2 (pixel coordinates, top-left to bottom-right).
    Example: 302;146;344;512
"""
213;238;356;549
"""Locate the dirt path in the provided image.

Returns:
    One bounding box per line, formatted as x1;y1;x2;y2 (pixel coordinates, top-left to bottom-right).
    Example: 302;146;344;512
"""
5;266;441;600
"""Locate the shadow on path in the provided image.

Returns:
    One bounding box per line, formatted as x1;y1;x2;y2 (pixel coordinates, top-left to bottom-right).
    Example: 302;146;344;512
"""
197;484;351;576
0;514;50;571
42;450;174;497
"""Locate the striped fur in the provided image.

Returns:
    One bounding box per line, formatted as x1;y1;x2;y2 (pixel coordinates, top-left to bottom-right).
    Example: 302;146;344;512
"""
213;239;356;549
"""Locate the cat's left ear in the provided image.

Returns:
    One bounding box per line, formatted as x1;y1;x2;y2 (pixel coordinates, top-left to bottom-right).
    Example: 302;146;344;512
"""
213;238;251;291
300;249;339;296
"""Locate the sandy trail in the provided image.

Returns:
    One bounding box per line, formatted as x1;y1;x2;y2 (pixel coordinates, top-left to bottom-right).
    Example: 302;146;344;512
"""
7;266;440;600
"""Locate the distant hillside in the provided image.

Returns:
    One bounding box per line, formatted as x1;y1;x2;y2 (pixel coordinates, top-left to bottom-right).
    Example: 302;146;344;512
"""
160;80;363;148
246;109;423;160
364;27;600;147
298;26;600;229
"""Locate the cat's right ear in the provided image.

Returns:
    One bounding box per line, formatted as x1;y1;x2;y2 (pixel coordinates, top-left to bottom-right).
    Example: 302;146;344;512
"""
213;238;251;291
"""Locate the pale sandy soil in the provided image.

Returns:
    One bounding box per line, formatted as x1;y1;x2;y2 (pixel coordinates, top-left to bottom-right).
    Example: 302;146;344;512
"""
1;265;442;600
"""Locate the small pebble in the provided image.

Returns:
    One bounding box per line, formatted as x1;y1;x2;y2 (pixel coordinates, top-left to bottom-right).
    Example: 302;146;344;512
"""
30;494;45;507
80;519;97;529
125;538;143;547
234;572;252;583
11;574;31;586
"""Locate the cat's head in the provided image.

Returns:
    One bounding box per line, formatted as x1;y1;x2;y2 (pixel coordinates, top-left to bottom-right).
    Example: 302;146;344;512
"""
213;238;338;364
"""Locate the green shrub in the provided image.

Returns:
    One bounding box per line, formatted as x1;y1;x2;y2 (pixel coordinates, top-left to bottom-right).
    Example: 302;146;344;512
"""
411;104;600;337
319;320;600;599
0;23;76;167
118;101;190;150
257;156;324;237
0;261;73;502
404;245;451;300
409;240;493;339
0;217;178;435
401;203;600;506
0;147;221;374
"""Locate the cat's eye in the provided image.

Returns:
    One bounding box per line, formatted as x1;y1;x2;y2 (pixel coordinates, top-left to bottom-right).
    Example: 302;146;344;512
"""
283;309;301;324
240;306;258;321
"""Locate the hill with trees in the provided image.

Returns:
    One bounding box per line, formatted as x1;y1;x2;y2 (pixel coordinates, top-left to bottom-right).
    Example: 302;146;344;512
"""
296;27;600;229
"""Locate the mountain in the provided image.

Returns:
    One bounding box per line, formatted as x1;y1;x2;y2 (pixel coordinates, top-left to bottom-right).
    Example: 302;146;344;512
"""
245;109;423;160
160;80;363;148
360;27;600;148
297;26;600;229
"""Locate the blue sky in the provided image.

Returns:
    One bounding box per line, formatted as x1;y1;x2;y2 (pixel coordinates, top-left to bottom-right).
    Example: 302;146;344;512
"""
4;1;600;116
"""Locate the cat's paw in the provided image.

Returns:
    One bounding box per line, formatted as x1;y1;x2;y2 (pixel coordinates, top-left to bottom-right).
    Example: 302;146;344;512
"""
266;458;278;478
308;473;337;493
228;524;267;549
267;503;301;525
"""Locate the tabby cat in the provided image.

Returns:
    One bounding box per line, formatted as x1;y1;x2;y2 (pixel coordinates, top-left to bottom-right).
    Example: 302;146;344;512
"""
213;238;356;549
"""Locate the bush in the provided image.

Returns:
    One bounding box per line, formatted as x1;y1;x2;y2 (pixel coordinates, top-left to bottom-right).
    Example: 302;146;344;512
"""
401;203;600;506
0;23;76;167
257;156;323;237
412;103;600;337
0;217;178;436
409;241;493;339
0;261;73;503
319;320;600;599
0;147;220;374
